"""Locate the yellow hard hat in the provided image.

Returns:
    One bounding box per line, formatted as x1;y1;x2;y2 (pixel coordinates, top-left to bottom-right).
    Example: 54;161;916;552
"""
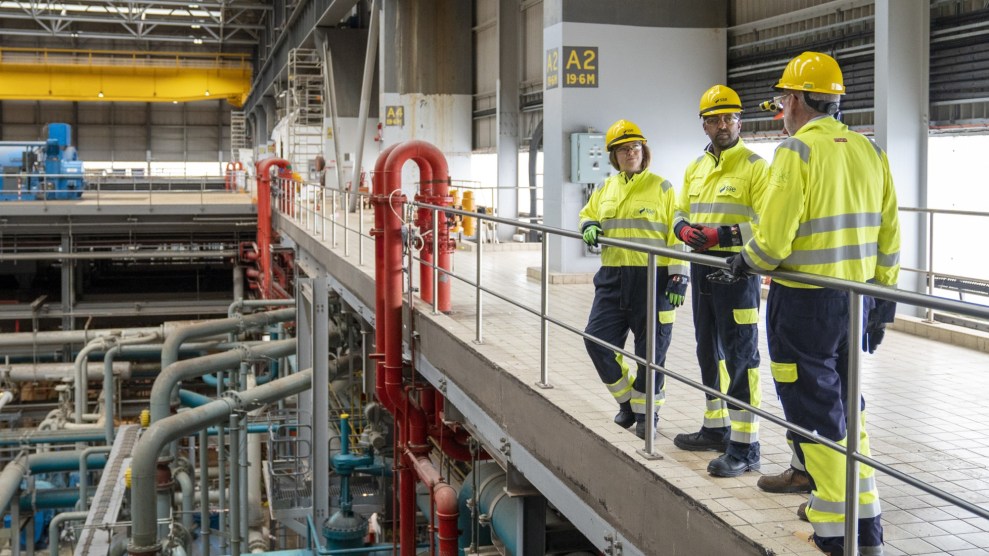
775;51;845;95
699;85;743;117
605;119;647;151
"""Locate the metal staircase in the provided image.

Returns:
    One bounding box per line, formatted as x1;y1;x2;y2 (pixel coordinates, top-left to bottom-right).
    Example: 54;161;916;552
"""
287;48;325;181
230;110;248;162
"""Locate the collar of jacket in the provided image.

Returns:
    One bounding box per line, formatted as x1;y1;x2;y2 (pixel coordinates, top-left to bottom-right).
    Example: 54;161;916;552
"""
794;114;841;136
704;137;748;166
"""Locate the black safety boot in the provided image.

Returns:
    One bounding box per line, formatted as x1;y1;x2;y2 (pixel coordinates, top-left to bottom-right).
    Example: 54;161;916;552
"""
634;415;659;440
614;409;635;429
614;401;635;429
707;453;760;477
673;429;728;452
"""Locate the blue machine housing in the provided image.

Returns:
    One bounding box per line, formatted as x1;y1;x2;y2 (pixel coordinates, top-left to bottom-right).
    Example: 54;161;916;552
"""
0;123;85;201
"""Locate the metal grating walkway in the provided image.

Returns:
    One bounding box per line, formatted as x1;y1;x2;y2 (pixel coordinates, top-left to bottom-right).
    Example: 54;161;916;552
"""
74;425;141;556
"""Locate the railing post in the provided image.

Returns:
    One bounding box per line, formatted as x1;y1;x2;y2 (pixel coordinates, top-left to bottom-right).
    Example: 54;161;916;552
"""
344;189;350;257
358;192;365;267
475;229;483;344
845;291;863;555
537;234;552;389
925;210;935;322
637;254;662;460
432;208;440;315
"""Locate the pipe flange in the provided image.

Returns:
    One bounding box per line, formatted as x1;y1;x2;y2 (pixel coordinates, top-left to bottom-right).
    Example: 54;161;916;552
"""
127;542;162;556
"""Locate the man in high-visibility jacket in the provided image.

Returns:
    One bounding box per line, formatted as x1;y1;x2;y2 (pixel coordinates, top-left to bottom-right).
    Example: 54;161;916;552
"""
672;85;769;478
579;119;689;440
727;52;900;556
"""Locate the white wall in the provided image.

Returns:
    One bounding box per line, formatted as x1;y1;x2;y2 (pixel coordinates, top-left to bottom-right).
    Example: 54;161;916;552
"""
543;21;726;273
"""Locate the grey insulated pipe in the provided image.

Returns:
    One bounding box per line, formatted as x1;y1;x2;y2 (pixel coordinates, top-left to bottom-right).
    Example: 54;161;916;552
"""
0;450;109;513
150;339;297;423
161;307;296;370
104;333;160;443
48;511;88;556
127;369;313;555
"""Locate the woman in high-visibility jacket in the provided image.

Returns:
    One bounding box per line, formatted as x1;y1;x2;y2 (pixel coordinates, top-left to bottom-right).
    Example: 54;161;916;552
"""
578;119;688;440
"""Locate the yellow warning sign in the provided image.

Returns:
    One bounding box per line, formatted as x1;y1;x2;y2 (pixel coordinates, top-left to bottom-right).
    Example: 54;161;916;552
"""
545;48;560;90
563;47;598;88
385;105;405;127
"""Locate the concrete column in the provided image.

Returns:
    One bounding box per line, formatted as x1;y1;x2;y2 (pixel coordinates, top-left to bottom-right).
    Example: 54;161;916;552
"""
380;0;473;194
875;0;929;309
60;234;74;332
311;276;330;524
542;0;726;273
496;0;521;241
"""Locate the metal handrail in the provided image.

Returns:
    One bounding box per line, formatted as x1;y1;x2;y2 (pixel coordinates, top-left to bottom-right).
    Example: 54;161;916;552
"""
899;206;989;322
277;177;989;554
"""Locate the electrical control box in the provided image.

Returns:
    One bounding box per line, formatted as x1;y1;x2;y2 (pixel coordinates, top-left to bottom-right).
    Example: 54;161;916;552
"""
570;132;608;184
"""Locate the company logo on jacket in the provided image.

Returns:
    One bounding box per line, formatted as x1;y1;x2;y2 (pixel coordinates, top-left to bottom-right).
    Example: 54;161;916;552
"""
638;207;655;216
718;184;738;195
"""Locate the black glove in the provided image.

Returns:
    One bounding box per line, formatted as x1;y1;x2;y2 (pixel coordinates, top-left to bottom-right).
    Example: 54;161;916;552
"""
717;224;743;247
863;297;896;354
706;254;752;285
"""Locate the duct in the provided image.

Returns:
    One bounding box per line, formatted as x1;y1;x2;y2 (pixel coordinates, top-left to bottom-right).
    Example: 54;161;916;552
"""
0;327;151;349
0;428;105;446
128;369;313;555
2;362;133;382
0;450;109;513
18;487;90;511
74;336;115;424
78;446;112;512
151;339;297;423
173;467;195;535
0;390;12;412
348;0;379;213
160;307;296;371
104;333;161;443
48;511;88;556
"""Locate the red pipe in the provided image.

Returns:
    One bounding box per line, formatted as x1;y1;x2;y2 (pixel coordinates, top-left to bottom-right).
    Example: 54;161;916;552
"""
373;143;400;414
255;158;289;299
374;141;457;556
406;450;459;556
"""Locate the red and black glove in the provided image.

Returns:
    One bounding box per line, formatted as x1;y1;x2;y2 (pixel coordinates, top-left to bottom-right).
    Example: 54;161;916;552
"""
675;222;719;251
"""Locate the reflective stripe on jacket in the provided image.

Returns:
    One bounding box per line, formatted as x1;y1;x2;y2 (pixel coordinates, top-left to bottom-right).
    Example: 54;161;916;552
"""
675;138;770;252
740;116;900;288
579;169;687;273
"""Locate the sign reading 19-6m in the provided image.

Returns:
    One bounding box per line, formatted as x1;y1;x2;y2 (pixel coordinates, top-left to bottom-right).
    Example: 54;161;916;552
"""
546;46;598;89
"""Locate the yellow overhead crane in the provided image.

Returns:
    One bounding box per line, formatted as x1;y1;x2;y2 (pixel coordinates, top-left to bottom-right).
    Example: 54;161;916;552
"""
0;47;253;107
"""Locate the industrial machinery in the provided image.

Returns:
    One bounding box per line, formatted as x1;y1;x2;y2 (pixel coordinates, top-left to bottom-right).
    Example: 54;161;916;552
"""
0;123;84;201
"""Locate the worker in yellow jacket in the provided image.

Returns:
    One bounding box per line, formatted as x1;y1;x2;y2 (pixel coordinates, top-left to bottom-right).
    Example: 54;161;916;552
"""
579;119;688;440
727;52;900;556
672;85;769;478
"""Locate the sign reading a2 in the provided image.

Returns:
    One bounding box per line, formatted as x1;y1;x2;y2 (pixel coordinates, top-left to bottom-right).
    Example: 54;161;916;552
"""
562;47;598;88
545;48;560;90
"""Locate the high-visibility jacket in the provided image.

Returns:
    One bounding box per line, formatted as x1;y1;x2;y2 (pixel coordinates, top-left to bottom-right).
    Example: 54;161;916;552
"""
579;169;687;274
740;116;900;288
675;138;770;252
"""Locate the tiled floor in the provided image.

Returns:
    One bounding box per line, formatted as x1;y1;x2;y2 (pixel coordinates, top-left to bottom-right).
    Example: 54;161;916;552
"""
295;210;989;555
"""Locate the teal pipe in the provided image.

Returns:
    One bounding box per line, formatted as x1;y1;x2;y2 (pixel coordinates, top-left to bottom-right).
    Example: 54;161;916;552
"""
18;487;91;510
30;452;108;474
179;389;213;407
0;430;106;446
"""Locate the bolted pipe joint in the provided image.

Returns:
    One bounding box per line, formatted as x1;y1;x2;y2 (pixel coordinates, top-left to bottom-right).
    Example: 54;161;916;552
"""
155;462;174;492
127;543;162;556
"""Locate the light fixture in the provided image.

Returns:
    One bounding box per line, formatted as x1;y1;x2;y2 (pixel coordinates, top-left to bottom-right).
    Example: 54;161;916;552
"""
97;91;104;98
189;3;199;7
172;100;178;105
191;24;201;29
193;38;203;45
204;90;210;97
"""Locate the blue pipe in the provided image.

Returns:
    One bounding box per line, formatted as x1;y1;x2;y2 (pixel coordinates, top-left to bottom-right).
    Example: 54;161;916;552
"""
30;453;108;474
18;488;88;511
179;389;213;408
0;430;107;446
